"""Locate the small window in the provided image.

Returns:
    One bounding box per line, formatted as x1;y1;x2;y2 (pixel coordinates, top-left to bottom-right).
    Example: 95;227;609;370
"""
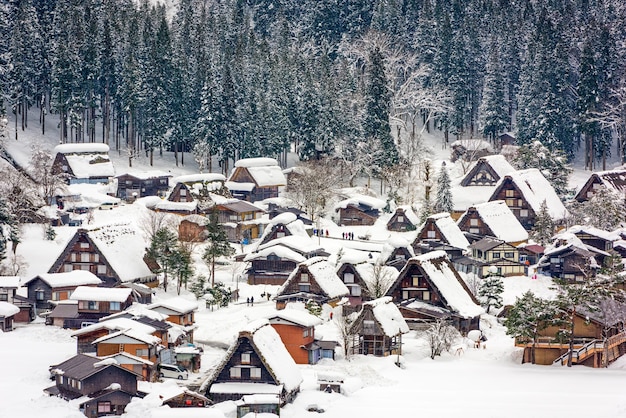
505;189;515;197
81;253;90;262
97;264;107;274
427;230;436;238
80;242;89;249
0;294;7;302
87;300;99;310
422;291;430;301
110;301;121;311
469;228;480;234
64;264;73;272
397;216;404;222
303;328;309;338
470;218;479;226
35;290;45;301
350;285;361;297
97;402;111;413
504;252;515;259
241;353;251;364
343;273;354;283
300;273;309;283
412;276;419;287
299;284;310;292
136;348;148;357
492;252;501;259
250;367;261;379
180;188;187;196
276;231;285;238
230;367;241;378
505;199;516;206
520;209;529;217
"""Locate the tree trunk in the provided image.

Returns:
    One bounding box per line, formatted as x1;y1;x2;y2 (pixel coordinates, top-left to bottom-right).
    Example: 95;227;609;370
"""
567;309;575;367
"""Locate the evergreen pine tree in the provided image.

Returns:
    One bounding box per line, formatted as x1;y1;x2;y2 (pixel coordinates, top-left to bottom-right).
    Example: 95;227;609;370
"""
530;200;554;246
480;38;508;143
478;270;504;314
203;210;234;287
434;162;453;213
148;227;178;292
513;140;572;197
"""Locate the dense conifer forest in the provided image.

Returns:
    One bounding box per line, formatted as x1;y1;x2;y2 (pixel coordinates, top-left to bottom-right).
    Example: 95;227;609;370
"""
2;0;626;173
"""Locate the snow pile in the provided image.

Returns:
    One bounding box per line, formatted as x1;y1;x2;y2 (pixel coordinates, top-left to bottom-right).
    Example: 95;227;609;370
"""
414;251;484;318
0;276;20;288
70;286;132;302
244;245;307;263
149;297;198;314
334;194;386;211
32;271;102;288
64;153;115;179
15;225;76;279
0;301;20;317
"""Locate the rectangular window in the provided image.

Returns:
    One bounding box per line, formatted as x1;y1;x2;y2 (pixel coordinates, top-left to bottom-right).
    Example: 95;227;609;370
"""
350;285;361;297
180;189;187;196
97;264;107;275
250;367;261;379
81;253;90;262
136;348;148;357
505;189;515;197
303;328;309;338
229;214;239;221
470;218;479;226
80;242;89;249
427;230;436;238
35;290;45;301
504;252;515;259
230;367;241;378
397;216;404;222
505;199;516;206
97;402;112;413
71;253;77;262
422;291;430;301
343;273;354;283
64;264;73;272
0;293;7;301
363;320;376;334
469;228;480;234
110;301;121;311
299;284;310;292
412;276;419;287
300;273;309;283
520;209;529;217
241;353;251;364
87;301;99;310
492;252;501;259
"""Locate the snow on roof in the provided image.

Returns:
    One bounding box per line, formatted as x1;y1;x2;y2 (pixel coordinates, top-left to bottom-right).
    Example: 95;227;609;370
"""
244;246;307;263
103;303;169;322
256;236;322;255
231;158;287;187
117;170;172;180
246;321;302;392
225;181;256;192
494;169;568;220
362;297;409;336
29;271;102;288
566;225;620;242
67;183;120;206
0;301;20;317
452;184;495;212
209;382;282;395
334;194;386;211
101;351;154;366
0;276;21;288
181;214;209;226
92;328;162;345
297;257;349;299
394;206;420;225
267;307;323;327
71;317;156;337
461;201;528;243
470;155;515;179
174;173;226;184
149;297;198;314
545;232;610;257
86;223;155;282
354;263;399;296
64;153;115;179
411;252;484;318
379;236;414;263
70;286;132;302
155;200;198;212
423;212;470;250
269;212;297;226
54;143;110;155
16;225;76;280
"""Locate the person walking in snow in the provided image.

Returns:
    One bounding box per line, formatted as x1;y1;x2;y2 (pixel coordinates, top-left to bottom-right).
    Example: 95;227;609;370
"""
250;296;254;306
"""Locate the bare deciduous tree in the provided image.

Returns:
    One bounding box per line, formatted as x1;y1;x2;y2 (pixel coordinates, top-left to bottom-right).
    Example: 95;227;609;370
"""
367;263;396;299
421;319;461;359
138;210;178;242
334;312;357;360
285;160;337;222
29;145;68;206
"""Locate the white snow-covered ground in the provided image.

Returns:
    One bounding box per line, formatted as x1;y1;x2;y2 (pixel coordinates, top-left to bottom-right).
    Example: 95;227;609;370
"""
3;109;626;418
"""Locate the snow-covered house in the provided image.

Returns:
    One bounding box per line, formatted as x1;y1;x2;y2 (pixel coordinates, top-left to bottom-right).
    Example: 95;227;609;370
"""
115;171;172;200
349;297;409;357
255;212;308;247
226;158;287;202
386;206;419;232
147;298;197;343
23;271;102;313
574;168;626;203
52;143;115;185
0;301;20;331
412;212;470;260
379;236;415;271
71;316;161;354
155;173;228;215
267;308;324;364
203;320;302;405
93;328;162;364
460;155;515;187
335;194;386;226
213;198;266;242
457;200;529;245
336;261;399;307
488;168;568;230
45;353;141;416
386;251;483;333
463;237;525;278
178;215;210;243
538;232;610;281
47;225;156;287
0;275;32;322
566;225;619;253
274;257;349;310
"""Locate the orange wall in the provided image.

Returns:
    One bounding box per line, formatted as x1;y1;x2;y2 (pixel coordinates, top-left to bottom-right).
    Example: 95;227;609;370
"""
271;323;314;364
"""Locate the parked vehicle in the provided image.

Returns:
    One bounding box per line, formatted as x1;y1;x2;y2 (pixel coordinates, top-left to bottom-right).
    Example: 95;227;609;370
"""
158;363;188;380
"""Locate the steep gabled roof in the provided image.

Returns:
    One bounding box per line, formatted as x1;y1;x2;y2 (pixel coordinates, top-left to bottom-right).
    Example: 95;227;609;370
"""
417;212;470;250
490;169;568;220
23;271;102;288
277;257;349;301
575;168;626;201
228;158;287;187
461;155;515;186
458;201;528;243
354;297;409;337
267;308;323;328
54;144;115;179
389;251;484;318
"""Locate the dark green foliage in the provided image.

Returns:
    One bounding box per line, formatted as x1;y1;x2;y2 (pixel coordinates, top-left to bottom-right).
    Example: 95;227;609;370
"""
148;227;178;292
478;273;504;314
202;211;234;287
530;200;554;246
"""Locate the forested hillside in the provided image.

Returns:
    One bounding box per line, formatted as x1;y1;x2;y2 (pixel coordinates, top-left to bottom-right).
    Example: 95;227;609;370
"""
2;0;626;174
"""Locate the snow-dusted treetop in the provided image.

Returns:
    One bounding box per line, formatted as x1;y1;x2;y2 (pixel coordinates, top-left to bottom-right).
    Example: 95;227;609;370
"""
70;286;132;302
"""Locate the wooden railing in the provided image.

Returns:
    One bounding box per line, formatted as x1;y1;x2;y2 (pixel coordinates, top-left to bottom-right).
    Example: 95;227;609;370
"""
553;330;626;366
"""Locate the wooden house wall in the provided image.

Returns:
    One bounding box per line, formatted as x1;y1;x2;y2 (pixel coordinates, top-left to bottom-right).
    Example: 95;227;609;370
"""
52;153;72;178
336;264;369;305
117;175;169;200
547;252;593;279
540;316;602;340
457;209;493;236
163;393;208;408
83;369;137;397
168;183;193;202
82;390;133;417
387;209;415;232
179;220;208;242
96;342;157;362
229;168;256;184
248;259;297;286
260;224;292;245
271;323;314;364
77;330;109;354
574;176;602;203
49;232;118;287
480;261;525;277
388;264;443;305
339;206;377;226
575;234;612;252
461;162;499;186
416;220;445;243
214;338;276;385
279;267;325;297
77;296;132;315
490;179;536;230
26;278;54;310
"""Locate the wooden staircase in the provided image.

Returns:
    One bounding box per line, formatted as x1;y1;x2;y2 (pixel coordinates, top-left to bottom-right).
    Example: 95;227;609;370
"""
554;331;626;366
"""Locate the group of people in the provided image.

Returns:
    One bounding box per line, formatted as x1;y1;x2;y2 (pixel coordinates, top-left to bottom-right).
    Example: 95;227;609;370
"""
312;228;329;237
342;232;355;240
246;296;254;306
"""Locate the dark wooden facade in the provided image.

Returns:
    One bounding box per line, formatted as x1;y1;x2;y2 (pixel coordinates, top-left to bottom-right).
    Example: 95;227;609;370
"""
336;263;372;306
349;304;402;357
228;166;281;202
116;173;170;200
275;261;347;309
178;216;209;242
338;205;379;226
247;256;299;286
386;208;416;232
24;277;100;312
540;246;605;281
574;170;626;203
80;389;135;417
489;177;536;230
